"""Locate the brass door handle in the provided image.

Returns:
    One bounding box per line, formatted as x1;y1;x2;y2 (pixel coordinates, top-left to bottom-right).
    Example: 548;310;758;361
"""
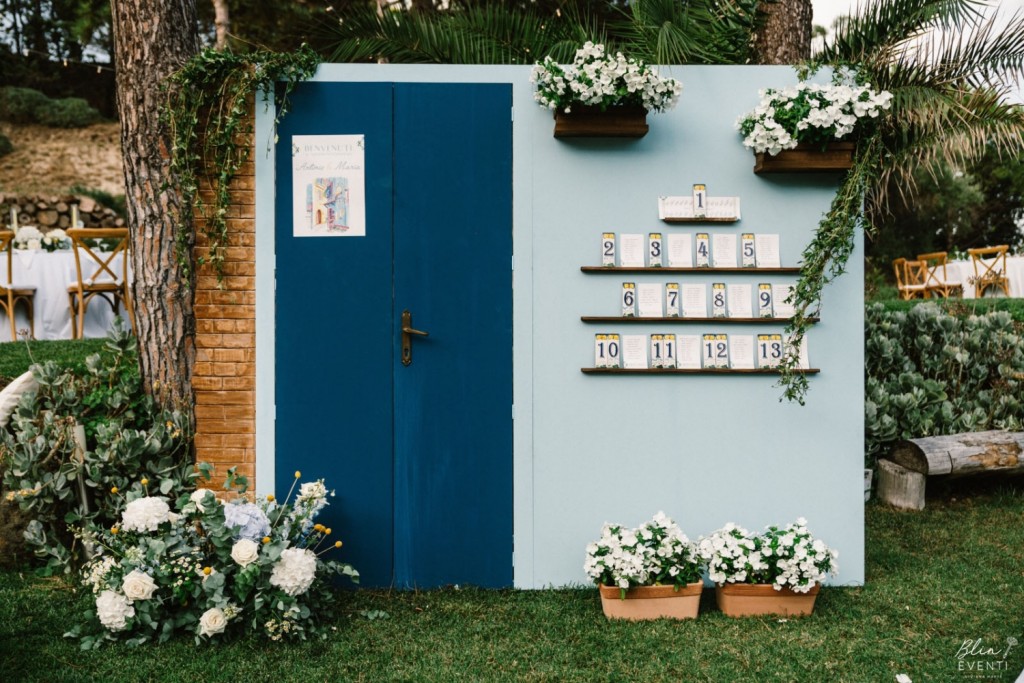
401;309;428;366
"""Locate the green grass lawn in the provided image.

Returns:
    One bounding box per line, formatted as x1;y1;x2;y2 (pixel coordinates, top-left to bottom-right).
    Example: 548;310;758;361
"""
0;338;108;386
1;483;1022;682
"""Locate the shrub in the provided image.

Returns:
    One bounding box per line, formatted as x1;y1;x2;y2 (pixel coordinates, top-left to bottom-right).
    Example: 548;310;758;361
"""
0;133;13;157
865;303;1024;464
0;321;192;574
36;97;102;128
0;86;49;123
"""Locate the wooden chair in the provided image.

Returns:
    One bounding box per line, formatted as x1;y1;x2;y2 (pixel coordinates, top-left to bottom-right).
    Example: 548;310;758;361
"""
916;251;963;298
0;230;36;341
967;246;1011;298
893;257;929;300
67;228;135;339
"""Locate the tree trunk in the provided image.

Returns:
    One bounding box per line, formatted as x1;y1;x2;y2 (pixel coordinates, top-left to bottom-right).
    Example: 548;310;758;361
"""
212;0;230;50
752;0;812;65
111;0;200;411
888;431;1024;477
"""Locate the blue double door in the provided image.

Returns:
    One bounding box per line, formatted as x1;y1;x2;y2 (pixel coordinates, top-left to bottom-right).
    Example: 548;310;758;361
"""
274;82;513;587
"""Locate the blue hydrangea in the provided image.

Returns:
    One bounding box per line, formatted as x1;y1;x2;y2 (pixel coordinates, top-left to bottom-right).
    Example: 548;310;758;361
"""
223;502;270;542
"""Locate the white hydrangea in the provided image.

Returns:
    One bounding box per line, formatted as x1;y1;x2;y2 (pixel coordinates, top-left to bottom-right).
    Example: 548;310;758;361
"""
95;590;135;631
120;496;172;532
269;548;317;596
12;225;43;250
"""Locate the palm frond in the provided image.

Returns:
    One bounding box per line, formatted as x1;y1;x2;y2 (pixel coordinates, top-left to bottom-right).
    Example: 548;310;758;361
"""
615;0;758;64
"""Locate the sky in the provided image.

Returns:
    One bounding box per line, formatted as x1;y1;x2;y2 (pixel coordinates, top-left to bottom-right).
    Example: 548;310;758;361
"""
811;0;1024;102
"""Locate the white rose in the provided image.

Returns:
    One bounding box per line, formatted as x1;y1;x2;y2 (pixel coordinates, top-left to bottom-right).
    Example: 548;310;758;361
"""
230;539;260;568
198;607;228;637
95;590;135;631
121;496;171;532
190;488;213;512
121;569;157;601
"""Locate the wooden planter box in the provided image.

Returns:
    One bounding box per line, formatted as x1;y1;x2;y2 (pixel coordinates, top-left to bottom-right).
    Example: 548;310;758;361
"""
553;105;649;139
753;142;855;174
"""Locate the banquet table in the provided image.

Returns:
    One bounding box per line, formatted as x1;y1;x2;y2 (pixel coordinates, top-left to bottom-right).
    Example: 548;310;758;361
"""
0;249;128;340
942;256;1024;299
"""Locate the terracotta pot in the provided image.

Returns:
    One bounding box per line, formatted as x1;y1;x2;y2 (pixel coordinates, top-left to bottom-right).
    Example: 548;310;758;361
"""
598;582;702;620
553;105;649;139
753;142;854;174
716;583;820;617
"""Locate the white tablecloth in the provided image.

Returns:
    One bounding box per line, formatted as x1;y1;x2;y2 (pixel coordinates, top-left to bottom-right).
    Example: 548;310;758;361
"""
0;250;127;340
943;257;1024;298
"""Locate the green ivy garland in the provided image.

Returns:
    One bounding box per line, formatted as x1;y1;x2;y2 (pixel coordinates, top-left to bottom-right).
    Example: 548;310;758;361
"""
776;137;880;404
163;46;320;283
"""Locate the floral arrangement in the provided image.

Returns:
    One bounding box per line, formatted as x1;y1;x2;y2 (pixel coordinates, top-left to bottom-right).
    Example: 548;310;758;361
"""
530;42;682;114
584;511;703;596
697;518;838;593
12;225;70;251
737;80;893;155
66;470;358;648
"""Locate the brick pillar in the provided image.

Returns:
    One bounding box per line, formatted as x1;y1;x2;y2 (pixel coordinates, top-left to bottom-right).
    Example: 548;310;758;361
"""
192;114;257;487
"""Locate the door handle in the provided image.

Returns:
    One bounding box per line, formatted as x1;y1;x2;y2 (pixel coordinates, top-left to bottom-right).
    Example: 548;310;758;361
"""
401;309;429;366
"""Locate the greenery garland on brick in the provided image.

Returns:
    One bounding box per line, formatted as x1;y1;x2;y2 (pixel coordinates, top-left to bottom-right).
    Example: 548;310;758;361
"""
163;46;320;284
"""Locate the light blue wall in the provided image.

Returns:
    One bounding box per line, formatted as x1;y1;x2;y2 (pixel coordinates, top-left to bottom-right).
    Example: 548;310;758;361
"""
255;64;865;588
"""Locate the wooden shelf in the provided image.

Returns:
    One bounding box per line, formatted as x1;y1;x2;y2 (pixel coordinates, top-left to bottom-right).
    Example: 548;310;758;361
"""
660;216;740;224
581;316;817;324
581;266;801;274
581;368;820;375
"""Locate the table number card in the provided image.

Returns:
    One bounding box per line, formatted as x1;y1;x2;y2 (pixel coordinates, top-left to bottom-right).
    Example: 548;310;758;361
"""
620;234;645;267
657;196;742;220
667;234;692;267
665;283;680;317
711;283;727;318
727;283;753;318
662;334;678;368
730;334;755;369
755;234;781;268
757;283;774;318
703;333;730;368
602;233;616;267
648;233;663;267
757;334;784;368
772;284;795;318
712;234;738;268
678;335;701;368
682;284;707;318
622;334;648;369
650;334;666;368
692;184;707;218
637;283;663;318
622;282;636;317
695;233;711;267
595;334;621;368
741;233;756;268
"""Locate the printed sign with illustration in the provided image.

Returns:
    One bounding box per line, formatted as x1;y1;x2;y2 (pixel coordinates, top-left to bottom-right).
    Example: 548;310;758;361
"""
292;134;366;237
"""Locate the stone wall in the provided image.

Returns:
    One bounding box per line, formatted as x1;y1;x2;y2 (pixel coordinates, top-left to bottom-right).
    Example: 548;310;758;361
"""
0;194;125;229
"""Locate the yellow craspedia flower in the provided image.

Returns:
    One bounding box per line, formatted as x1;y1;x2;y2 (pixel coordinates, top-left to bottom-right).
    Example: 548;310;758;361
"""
262;536;271;544
202;567;212;576
325;528;332;535
294;471;301;479
165;421;174;429
110;486;118;494
266;494;275;502
110;527;119;534
141;478;149;486
313;524;324;532
334;541;342;549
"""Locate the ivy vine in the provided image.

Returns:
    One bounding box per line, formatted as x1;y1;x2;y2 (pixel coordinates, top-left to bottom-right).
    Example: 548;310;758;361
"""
163;46;321;283
776;136;879;404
